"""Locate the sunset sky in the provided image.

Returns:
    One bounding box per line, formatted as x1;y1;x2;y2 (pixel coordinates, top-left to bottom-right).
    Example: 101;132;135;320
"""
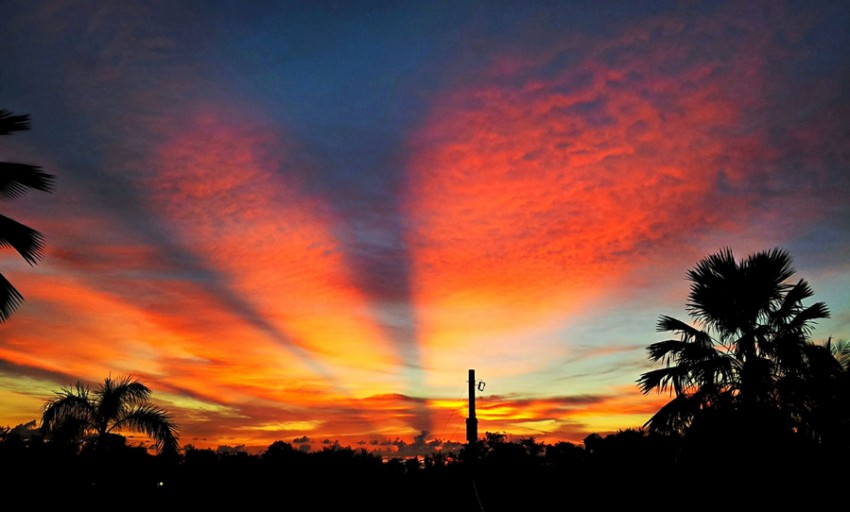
1;1;848;454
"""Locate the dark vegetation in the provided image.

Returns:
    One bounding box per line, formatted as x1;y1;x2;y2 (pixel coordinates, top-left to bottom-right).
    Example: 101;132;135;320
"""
40;375;179;456
1;108;846;509
1;426;843;509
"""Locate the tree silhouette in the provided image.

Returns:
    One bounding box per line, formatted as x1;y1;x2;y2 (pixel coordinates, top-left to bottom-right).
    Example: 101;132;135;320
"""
0;108;54;321
638;247;831;440
41;375;179;456
783;337;850;451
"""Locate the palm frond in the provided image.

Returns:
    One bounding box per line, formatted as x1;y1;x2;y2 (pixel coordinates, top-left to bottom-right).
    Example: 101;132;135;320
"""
786;302;830;335
827;338;850;371
41;384;95;437
0;214;45;264
647;334;719;366
685;247;738;328
0;110;30;134
690;353;735;388
638;365;692;395
656;316;711;345
772;279;815;321
646;339;688;363
644;394;696;434
746;247;795;287
96;375;152;423
686;247;796;338
0;162;54;198
638;368;668;394
117;404;179;454
0;273;24;322
743;248;795;308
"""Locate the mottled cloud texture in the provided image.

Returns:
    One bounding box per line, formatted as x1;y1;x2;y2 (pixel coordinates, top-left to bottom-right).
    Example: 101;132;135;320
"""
0;1;847;450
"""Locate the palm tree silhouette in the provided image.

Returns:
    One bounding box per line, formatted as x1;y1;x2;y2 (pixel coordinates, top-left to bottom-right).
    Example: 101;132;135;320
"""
783;337;850;450
41;375;179;456
0;109;54;321
638;247;830;436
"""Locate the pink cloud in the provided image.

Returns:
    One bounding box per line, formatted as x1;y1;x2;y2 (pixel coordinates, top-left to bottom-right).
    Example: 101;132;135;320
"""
402;4;805;362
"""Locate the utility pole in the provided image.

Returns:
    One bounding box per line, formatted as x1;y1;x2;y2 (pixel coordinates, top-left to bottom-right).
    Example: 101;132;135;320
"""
466;368;478;445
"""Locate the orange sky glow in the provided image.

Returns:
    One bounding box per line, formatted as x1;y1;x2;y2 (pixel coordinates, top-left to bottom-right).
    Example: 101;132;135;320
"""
1;1;848;455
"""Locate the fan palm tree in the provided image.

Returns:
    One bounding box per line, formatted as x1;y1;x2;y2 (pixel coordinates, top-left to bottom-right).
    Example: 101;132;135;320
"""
41;375;179;456
638;247;831;437
0;108;54;321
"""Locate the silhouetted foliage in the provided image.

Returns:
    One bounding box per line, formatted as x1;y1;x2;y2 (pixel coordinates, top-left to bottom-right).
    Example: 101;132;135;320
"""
638;247;847;473
41;374;179;456
4;425;843;509
0;108;54;321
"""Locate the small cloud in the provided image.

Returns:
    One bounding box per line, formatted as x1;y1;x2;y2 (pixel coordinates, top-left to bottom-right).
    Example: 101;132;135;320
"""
215;444;246;455
413;430;429;446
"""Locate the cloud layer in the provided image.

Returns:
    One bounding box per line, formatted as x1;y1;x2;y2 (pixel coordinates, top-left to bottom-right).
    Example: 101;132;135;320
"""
0;1;847;451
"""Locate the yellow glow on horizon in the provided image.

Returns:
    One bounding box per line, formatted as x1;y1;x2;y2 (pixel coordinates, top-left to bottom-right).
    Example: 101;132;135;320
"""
0;376;54;427
429;399;466;409
239;420;323;432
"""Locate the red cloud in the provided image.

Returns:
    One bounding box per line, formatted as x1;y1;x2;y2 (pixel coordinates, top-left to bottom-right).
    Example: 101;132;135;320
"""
402;6;791;365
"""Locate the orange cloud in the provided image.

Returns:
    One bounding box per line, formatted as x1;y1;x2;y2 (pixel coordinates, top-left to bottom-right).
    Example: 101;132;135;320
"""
149;107;400;395
403;8;780;383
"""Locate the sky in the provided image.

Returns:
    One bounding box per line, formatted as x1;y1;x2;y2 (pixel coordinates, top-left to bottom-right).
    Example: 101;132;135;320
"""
1;0;848;455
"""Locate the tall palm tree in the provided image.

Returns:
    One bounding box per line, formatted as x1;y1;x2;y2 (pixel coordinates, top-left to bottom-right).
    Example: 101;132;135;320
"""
638;247;830;437
41;375;179;456
0;108;54;321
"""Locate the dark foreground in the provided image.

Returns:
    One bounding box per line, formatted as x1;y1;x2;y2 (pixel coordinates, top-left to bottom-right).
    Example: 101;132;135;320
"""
2;431;844;510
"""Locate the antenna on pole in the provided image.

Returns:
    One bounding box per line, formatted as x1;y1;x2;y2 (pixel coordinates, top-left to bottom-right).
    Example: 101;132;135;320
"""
466;368;479;445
